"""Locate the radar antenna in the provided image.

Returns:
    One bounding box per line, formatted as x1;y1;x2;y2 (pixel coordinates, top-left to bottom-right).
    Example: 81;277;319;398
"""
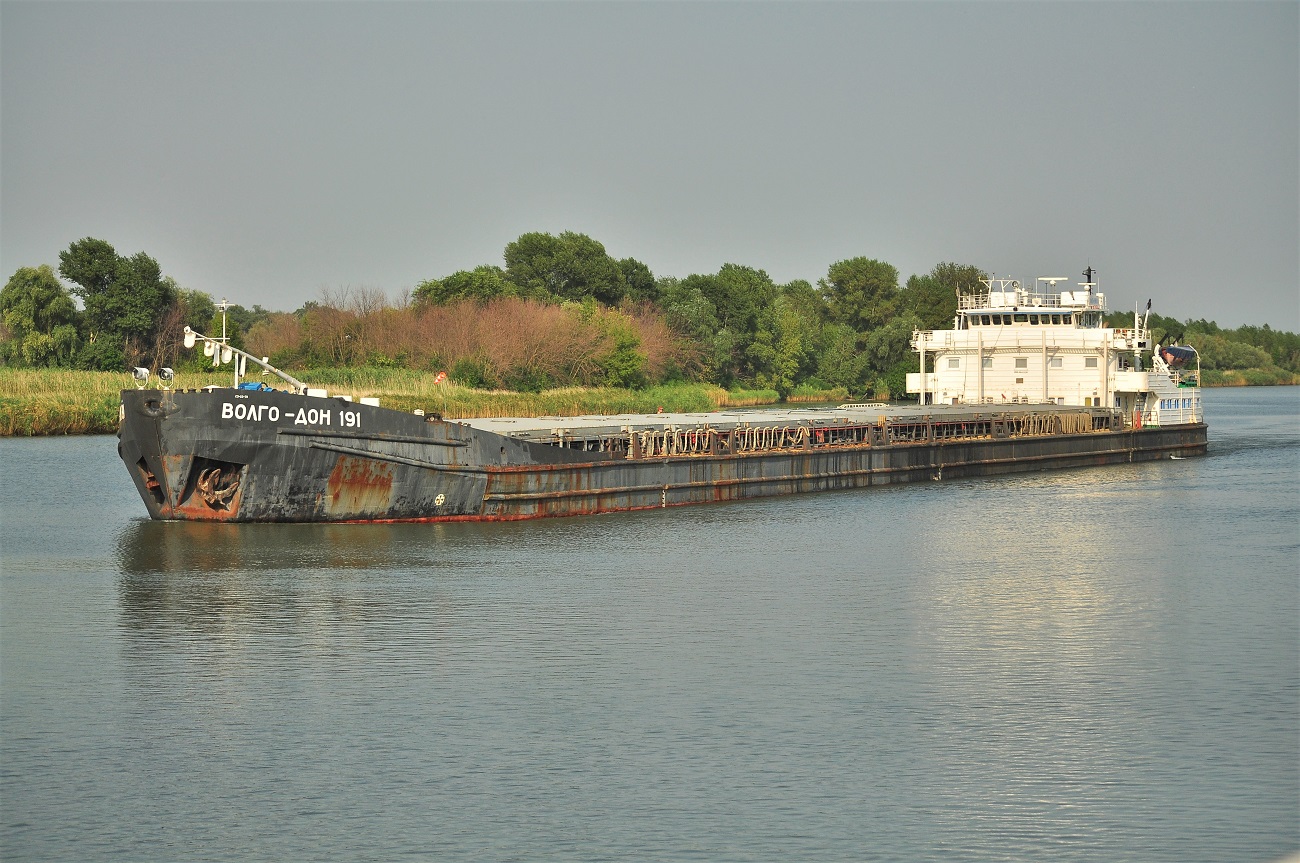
1080;265;1097;295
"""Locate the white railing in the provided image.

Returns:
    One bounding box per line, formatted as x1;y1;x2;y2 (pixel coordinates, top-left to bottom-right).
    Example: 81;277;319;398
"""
958;290;1105;312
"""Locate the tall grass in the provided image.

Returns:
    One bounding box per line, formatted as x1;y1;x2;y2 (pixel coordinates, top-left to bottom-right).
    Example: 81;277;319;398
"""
0;368;784;436
0;369;236;435
786;384;850;403
1200;368;1300;387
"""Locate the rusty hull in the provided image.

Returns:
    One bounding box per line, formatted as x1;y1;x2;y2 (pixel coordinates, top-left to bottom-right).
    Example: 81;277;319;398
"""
118;388;1207;523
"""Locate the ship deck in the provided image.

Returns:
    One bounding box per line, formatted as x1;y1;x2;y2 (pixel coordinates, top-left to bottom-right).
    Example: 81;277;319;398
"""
459;402;1112;445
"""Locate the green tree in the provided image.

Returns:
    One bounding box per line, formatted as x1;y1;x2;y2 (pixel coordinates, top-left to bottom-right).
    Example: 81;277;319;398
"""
618;257;657;304
747;282;823;395
819;257;899;331
414;265;514;305
58;238;176;369
0;265;81;366
657;276;734;383
597;308;648;388
504;231;626;304
861;313;922;384
158;289;219;371
1143;312;1186;348
815;323;871;392
901;262;986;331
675;264;776;384
56;237;116;301
180;290;217;334
705;264;775;335
777;278;829;326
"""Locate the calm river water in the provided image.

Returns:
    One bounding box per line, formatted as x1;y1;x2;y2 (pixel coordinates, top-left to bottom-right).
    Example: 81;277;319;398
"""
1;386;1296;861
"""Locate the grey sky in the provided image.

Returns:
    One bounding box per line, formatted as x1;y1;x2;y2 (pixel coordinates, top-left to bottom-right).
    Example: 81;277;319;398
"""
3;1;1296;329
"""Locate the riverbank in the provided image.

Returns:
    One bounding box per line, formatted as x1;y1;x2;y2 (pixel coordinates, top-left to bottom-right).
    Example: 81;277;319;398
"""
2;367;1293;436
0;368;793;436
1200;368;1300;387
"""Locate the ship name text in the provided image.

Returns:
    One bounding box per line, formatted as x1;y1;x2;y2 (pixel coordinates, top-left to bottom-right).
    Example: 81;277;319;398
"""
221;402;362;428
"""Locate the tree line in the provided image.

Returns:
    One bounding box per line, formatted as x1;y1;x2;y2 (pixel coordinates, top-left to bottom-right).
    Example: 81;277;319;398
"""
0;238;272;373
3;233;1297;396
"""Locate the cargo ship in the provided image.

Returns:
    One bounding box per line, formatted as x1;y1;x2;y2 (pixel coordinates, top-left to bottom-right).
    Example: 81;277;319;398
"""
117;271;1207;522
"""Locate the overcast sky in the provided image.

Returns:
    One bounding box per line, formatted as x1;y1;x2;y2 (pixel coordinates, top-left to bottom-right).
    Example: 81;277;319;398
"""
3;1;1296;329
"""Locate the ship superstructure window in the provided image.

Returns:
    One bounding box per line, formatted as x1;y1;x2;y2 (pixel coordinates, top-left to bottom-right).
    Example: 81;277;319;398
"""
1085;357;1098;368
982;357;992;368
981;315;991;325
1050;357;1063;368
1013;314;1028;323
1015;358;1028;370
948;357;960;369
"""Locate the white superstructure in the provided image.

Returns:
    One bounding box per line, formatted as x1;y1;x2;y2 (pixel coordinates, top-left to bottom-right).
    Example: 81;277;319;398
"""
906;270;1203;428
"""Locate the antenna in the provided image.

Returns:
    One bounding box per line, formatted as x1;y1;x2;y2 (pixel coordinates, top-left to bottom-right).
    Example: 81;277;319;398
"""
1080;265;1096;294
214;298;238;386
215;298;232;344
1037;277;1070;289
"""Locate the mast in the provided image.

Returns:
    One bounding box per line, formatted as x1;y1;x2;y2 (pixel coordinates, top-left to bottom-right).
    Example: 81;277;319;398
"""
183;327;309;393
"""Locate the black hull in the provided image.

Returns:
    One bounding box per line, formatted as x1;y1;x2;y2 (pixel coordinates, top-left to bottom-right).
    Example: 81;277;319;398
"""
118;389;1208;523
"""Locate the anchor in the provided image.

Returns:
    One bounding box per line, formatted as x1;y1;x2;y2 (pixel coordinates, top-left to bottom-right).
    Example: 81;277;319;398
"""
196;467;240;510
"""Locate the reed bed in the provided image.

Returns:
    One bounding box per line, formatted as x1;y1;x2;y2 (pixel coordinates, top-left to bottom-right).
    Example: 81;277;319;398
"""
711;388;781;408
0;369;236;435
1200;368;1300;387
0;369;784;436
785;385;851;404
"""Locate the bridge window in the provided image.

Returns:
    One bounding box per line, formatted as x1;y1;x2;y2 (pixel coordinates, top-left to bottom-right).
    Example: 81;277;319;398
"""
1013;313;1028;323
981;315;991;325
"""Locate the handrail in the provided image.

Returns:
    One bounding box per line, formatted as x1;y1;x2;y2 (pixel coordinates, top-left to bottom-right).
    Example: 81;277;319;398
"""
958;290;1105;312
184;327;310;393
